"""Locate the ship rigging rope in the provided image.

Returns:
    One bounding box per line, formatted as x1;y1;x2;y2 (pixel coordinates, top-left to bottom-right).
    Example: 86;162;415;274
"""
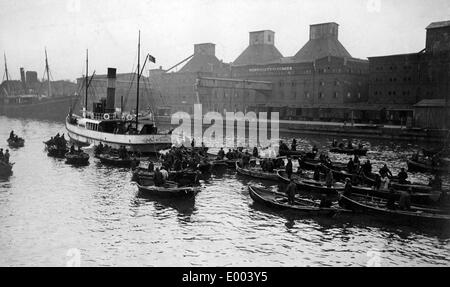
121;52;138;112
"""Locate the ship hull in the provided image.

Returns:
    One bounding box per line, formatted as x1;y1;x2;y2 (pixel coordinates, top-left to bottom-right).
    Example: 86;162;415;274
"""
0;96;79;122
65;118;172;154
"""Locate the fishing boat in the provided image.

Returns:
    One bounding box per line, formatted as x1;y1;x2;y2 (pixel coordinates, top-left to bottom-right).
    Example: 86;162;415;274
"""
339;193;450;225
132;167;200;185
236;161;279;181
329;147;368;156
407;159;449;173
0;51;79;121
136;182;200;198
96;153;139;168
277;170;344;195
46;145;68;158
0;162;13;177
248;186;347;216
65;152;89;166
7;137;25;148
65;33;172;154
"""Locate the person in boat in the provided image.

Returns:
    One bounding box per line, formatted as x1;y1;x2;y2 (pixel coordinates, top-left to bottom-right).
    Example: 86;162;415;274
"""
286;158;293;179
353;155;360;166
379;164;392;178
313;166;321;181
291;139;297;151
374;174;382;190
312;145;318;155
226;149;233;160
147;161;154;172
252;146;259;158
380;174;390;191
343;178;352;197
411;152;420;162
397;168;409;184
266;160;274;173
153;168;165;187
130;158;138;170
358;143;364;150
217;148;225;160
338;142;345;149
347;158;355;173
430;174;442;190
173;158;182;171
9;131;15;140
362;160;372;175
386;188;397;210
2;149;10;164
70;144;75;154
0;149;3;161
325;170;334;188
286;179;297;205
347;140;353;149
96;142;104;155
242;151;251;168
160;167;169;181
77;146;82;153
191;139;195;148
332;139;338;148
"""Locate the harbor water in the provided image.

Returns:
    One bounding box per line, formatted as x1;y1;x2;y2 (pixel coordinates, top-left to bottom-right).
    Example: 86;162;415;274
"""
0;116;449;266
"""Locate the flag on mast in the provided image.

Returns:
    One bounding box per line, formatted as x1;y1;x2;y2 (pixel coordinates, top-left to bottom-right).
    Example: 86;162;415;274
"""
148;54;156;63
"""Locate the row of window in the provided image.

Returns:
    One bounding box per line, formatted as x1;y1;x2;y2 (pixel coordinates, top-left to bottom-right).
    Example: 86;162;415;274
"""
373;91;412;96
278;80;362;87
374;65;414;71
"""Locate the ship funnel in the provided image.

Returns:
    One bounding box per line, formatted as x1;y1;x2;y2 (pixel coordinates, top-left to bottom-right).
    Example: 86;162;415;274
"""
106;67;116;113
20;68;27;91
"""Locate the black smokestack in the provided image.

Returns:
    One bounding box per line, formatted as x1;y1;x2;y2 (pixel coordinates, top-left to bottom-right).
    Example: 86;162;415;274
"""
106;68;116;113
20;68;27;91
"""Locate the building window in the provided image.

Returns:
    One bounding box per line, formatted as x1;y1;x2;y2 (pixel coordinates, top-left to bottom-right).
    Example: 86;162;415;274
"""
334;92;338;99
268;34;272;42
347;92;351;98
305;92;310;98
291;81;296;87
358;93;361;99
319;92;324;99
335;80;340;86
320;81;325;86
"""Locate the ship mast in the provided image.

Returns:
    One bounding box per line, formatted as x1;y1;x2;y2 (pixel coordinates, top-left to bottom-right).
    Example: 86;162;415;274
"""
45;48;52;98
85;49;88;117
3;52;10;95
136;31;141;129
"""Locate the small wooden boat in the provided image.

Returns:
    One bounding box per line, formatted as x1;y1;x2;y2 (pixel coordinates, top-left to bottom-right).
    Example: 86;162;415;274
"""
236;161;279;181
0;162;14;177
7;138;25;148
136;182;200;198
97;153;140;167
339;193;450;225
65;152;90;166
299;159;347;171
349;185;443;207
248;186;346;216
132;168;200;185
407;159;449;173
279;149;306;157
47;146;69;158
277;170;344;195
329;147;368;156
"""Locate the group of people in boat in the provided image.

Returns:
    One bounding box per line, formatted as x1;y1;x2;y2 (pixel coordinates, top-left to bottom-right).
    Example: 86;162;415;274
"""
8;131;22;144
46;133;68;150
0;148;11;165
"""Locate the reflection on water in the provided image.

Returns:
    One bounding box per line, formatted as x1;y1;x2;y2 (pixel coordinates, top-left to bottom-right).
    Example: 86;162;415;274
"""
0;116;449;266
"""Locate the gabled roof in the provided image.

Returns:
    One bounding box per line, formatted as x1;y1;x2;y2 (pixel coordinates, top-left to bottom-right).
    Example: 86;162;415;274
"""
233;44;283;66
426;21;450;30
294;37;351;62
414;99;447;107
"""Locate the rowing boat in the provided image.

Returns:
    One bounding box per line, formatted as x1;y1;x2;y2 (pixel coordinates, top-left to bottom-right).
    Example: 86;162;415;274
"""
136;182;200;198
65;152;90;166
339;193;450;225
277;170;344;195
0;162;13;177
248;186;346;216
407;159;449;173
7;138;25;148
96;153;140;167
236;161;279;181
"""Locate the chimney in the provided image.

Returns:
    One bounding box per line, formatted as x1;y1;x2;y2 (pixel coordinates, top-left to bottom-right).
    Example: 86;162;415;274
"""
20;68;27;91
249;30;275;46
106;68;116;113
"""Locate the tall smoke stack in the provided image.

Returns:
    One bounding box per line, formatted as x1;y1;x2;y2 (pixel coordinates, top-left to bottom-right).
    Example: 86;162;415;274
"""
106;68;116;113
20;68;27;91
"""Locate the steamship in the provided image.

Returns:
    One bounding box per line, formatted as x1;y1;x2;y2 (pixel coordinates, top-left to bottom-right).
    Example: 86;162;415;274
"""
0;52;79;121
65;34;172;154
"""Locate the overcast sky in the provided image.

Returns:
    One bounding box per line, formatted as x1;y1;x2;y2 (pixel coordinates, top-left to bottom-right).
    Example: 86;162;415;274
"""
1;0;449;81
